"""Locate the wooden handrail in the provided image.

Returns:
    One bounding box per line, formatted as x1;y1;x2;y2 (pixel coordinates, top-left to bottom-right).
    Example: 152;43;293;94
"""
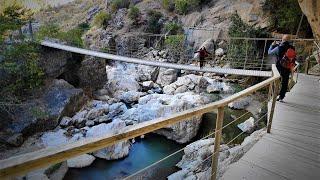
0;65;281;179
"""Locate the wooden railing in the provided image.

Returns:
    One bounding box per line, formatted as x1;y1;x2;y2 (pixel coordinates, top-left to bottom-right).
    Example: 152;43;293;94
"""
0;65;282;180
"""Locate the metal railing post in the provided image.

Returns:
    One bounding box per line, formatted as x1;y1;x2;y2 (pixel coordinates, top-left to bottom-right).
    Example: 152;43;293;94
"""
211;106;224;180
267;80;279;133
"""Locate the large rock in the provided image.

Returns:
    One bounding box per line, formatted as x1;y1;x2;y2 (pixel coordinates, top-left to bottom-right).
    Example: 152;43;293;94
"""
39;48;71;78
137;65;159;82
67;154;96;168
78;56;108;90
86;121;130;160
156;68;179;87
298;0;320;40
168;129;266;180
42;120;130;161
104;64;140;99
163;74;233;95
1;79;86;146
228;96;252;110
83;28;116;51
119;92;211;143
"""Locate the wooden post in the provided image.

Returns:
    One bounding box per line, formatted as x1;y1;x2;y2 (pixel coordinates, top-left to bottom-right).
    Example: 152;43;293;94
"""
267;81;279;133
305;58;309;74
211;106;224;180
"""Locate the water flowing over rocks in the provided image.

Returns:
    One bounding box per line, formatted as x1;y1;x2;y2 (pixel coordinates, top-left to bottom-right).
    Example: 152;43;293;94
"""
119;92;211;143
168;129;266;180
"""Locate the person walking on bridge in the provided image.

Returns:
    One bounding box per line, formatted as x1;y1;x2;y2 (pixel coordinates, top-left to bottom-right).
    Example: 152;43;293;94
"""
195;47;211;69
268;35;296;102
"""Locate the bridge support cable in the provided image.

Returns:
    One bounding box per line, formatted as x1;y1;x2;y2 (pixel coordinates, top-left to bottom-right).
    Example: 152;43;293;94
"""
40;41;272;77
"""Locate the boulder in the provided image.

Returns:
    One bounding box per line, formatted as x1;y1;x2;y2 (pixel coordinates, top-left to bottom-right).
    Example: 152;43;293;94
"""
228;96;252;110
41;120;130;161
87;121;130;160
1;79;86;146
78;56;108;90
119;92;211;143
156;68;179;87
67;154;96;168
237;117;255;133
39;48;71;78
215;48;224;56
104;64;140;98
119;91;146;104
137;65;159;82
163;74;233;95
168;129;266;179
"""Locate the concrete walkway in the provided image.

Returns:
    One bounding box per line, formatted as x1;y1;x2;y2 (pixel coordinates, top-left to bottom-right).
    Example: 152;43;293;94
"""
222;74;320;180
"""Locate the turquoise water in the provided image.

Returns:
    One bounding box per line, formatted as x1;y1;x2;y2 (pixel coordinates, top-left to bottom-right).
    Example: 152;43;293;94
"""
64;134;185;180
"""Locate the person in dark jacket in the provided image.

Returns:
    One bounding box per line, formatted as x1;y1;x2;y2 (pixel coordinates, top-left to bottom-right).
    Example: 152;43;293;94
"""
195;47;211;69
268;35;295;102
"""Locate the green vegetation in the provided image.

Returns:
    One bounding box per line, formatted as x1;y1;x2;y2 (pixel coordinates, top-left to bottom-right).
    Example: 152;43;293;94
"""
146;10;163;34
162;0;175;12
128;6;140;24
110;0;130;12
36;23;87;47
0;5;44;105
164;22;183;35
165;34;185;48
174;0;200;14
93;11;111;28
263;0;311;35
227;13;269;66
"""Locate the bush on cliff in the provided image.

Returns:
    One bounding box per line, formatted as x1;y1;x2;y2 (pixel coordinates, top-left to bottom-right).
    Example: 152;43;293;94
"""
146;10;163;34
93;11;111;28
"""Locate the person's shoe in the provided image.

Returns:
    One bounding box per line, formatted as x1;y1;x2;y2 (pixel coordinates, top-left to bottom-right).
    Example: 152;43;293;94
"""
277;97;284;102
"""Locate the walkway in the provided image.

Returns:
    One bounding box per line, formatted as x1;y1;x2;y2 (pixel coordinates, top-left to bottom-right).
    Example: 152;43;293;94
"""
41;41;272;77
222;74;320;180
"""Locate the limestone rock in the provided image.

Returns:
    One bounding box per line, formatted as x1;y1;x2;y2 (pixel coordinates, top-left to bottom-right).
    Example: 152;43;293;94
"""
228;96;252;110
105;64;140;98
67;154;96;168
119;92;211;143
78;56;108;90
87;121;130;160
215;48;224;56
1;79;86;146
237;117;255;133
156;68;179;87
119;91;146;104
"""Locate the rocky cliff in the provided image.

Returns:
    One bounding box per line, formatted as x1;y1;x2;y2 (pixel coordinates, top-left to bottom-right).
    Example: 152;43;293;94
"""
298;0;320;40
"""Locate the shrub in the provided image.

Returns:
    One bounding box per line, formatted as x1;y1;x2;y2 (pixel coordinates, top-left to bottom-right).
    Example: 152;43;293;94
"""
128;6;140;23
0;42;44;98
164;22;183;35
110;0;130;12
162;0;175;12
228;13;269;64
263;0;311;35
93;11;111;28
165;35;185;48
36;24;85;47
174;0;200;15
146;10;163;34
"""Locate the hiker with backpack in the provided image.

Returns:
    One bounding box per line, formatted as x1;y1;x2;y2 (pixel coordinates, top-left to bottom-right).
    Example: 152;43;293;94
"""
268;35;296;102
195;47;211;69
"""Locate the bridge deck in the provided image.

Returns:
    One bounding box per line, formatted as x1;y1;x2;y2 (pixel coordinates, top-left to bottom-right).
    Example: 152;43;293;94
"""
41;41;272;77
222;74;320;180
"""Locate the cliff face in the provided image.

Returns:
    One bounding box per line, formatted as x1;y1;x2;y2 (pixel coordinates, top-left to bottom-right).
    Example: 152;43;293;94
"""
298;0;320;40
